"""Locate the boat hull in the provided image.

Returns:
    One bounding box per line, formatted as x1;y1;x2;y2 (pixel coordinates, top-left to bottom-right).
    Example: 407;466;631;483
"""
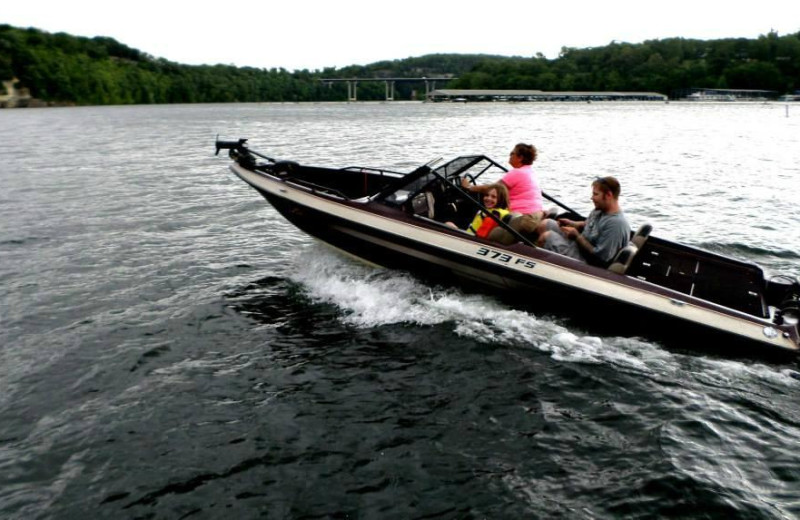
231;162;799;358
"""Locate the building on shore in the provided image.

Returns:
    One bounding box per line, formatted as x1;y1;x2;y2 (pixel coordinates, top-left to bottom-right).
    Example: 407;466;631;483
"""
0;79;33;108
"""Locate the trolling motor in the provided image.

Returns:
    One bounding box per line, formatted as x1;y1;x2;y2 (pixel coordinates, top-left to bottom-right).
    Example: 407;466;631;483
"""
214;137;277;171
215;137;252;167
215;137;248;156
216;137;256;171
766;275;800;327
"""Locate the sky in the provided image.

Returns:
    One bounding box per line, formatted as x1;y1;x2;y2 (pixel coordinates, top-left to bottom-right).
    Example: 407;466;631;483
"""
4;1;800;71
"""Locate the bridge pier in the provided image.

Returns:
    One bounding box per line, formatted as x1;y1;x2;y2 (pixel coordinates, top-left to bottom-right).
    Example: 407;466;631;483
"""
424;80;436;98
319;77;455;102
347;80;357;102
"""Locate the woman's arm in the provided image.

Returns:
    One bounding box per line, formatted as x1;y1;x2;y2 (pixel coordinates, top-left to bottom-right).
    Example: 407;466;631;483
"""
460;176;493;194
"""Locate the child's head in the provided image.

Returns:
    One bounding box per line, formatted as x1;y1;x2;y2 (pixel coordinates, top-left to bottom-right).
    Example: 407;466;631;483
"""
484;183;509;209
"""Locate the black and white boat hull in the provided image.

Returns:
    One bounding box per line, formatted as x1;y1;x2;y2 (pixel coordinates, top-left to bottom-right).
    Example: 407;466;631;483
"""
219;140;800;358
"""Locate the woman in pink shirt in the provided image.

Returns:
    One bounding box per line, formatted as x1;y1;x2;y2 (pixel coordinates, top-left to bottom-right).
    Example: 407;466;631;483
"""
461;143;545;243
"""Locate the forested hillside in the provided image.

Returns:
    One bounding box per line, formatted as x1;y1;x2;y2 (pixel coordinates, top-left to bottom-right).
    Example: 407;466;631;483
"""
1;24;798;105
452;35;800;95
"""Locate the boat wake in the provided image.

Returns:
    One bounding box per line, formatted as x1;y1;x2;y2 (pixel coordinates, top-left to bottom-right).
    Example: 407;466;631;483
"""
289;245;682;370
288;245;800;386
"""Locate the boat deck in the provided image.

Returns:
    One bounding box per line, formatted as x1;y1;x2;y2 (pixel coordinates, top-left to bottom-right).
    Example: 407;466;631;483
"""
628;236;767;317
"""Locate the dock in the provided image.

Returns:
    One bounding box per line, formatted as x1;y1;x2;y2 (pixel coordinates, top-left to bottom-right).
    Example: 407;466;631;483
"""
427;89;668;102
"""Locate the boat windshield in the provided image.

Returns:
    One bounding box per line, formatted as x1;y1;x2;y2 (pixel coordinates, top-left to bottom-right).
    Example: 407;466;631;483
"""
378;155;506;205
432;155;506;181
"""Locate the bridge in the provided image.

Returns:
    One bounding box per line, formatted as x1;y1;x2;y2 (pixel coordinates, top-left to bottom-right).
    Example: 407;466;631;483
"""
319;77;456;101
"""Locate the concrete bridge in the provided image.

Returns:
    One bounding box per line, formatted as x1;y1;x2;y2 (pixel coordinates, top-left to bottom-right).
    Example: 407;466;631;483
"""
319;77;456;101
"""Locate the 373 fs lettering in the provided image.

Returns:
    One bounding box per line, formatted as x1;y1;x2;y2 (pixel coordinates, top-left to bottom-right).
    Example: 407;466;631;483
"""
476;247;536;268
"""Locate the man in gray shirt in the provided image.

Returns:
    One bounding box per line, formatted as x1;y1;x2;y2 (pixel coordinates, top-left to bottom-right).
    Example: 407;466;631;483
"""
536;176;631;267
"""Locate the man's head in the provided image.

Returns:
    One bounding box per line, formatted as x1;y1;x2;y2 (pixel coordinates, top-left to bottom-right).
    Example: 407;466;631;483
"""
591;176;621;211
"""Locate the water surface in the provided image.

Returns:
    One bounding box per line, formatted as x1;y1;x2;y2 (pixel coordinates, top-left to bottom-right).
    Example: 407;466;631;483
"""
1;101;800;519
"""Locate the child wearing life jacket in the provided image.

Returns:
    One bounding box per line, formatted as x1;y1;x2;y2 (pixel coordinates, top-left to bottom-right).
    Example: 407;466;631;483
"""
466;183;511;238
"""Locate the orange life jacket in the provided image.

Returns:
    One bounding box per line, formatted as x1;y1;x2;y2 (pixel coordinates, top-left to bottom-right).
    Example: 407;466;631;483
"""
468;208;510;238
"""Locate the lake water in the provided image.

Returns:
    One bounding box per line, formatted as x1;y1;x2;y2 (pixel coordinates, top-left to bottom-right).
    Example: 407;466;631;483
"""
1;101;800;519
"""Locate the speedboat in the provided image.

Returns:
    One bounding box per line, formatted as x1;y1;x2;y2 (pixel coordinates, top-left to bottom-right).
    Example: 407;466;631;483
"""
215;138;800;358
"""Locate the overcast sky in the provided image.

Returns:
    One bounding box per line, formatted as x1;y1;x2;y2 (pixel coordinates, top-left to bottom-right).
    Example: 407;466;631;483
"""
5;1;800;71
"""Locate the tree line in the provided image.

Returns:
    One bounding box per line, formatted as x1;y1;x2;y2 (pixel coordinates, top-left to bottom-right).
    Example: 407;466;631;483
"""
452;34;800;96
2;24;799;105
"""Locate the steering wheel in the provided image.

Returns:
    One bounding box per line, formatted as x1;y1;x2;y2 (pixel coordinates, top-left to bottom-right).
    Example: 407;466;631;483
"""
461;174;477;186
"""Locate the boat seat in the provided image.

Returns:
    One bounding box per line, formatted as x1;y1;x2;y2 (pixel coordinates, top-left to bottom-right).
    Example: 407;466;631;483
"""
632;223;652;249
608;244;638;274
410;191;436;219
607;224;653;275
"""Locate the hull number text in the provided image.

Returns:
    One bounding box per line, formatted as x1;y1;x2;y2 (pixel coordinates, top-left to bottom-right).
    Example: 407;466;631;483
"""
476;247;536;269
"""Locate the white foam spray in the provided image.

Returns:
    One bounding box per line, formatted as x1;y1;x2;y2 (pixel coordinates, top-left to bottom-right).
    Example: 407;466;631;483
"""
288;245;679;370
